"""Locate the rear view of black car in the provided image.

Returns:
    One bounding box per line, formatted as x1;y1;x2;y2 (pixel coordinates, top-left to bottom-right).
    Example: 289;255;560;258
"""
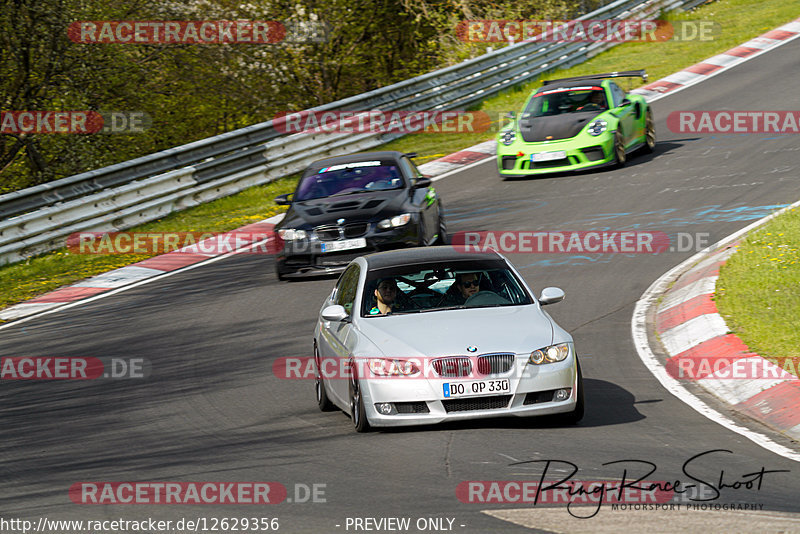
273;151;446;279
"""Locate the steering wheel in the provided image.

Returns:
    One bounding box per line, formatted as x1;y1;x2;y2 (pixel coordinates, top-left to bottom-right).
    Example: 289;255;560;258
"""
464;291;511;307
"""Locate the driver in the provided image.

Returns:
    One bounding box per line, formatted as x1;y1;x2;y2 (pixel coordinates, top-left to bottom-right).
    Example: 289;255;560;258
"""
577;91;607;111
455;272;480;301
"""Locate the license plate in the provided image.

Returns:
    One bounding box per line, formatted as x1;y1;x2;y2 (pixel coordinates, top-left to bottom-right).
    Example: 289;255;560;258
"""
443;379;510;398
320;238;367;253
531;151;566;162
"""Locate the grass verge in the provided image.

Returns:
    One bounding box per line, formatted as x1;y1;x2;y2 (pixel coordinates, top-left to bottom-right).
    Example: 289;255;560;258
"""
2;0;798;312
715;207;800;367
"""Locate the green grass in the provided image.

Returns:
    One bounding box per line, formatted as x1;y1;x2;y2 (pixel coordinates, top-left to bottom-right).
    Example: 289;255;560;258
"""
715;207;800;368
2;0;798;314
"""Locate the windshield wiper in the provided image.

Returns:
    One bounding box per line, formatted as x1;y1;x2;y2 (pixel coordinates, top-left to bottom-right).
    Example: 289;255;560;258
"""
329;189;370;197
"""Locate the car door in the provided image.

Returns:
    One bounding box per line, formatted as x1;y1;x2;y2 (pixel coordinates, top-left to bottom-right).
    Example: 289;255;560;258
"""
610;82;636;149
402;156;438;244
320;263;360;404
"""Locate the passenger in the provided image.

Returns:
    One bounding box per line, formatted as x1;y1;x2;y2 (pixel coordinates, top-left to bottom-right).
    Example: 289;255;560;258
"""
369;278;398;315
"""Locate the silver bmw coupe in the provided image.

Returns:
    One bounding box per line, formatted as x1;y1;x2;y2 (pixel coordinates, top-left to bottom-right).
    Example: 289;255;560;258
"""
313;247;583;432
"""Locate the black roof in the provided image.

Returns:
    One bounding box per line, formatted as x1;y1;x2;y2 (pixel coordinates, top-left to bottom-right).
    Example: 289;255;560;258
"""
363;246;502;270
539;79;610;90
541;70;647;87
307;151;406;169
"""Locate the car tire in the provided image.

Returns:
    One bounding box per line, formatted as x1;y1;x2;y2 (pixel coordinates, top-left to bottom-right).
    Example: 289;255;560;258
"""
349;364;371;432
314;344;335;412
434;210;448;245
613;130;626;168
563;358;585;425
644;109;656;154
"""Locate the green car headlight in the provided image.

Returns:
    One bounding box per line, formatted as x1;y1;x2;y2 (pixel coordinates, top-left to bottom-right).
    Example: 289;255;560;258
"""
500;130;516;146
529;343;570;365
587;120;607;136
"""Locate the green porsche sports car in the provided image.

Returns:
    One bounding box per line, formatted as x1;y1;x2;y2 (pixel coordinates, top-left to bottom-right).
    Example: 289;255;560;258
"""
496;70;655;178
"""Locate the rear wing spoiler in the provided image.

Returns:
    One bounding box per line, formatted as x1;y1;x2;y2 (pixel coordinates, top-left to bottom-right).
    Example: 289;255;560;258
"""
542;70;648;85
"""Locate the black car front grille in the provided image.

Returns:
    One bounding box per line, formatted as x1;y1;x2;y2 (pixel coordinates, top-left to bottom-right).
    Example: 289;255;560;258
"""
314;223;369;241
395;402;430;414
501;155;517;170
581;146;605;162
315;226;340;241
433;357;472;377
443;395;512;413
477;354;515;375
342;222;369;238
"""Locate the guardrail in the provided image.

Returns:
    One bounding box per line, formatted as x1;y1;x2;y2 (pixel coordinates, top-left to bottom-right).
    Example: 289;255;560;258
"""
0;0;702;266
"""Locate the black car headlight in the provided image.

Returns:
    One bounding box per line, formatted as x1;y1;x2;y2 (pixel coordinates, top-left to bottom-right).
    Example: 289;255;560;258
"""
587;120;607;136
529;343;570;365
500;130;516;146
377;213;411;229
277;228;307;240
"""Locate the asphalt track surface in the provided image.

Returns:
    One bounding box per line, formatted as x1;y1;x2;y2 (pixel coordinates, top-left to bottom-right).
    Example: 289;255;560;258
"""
2;38;800;534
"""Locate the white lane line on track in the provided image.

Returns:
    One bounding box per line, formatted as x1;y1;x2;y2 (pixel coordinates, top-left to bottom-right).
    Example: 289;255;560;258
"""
632;198;800;463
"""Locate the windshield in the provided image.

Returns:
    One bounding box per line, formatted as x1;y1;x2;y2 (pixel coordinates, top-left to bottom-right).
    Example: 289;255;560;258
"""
295;160;404;201
523;86;608;118
361;259;533;317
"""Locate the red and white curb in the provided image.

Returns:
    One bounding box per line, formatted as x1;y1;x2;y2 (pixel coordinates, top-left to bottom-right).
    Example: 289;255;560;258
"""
634;197;800;461
631;17;800;102
416;139;497;178
654;242;800;441
0;220;279;322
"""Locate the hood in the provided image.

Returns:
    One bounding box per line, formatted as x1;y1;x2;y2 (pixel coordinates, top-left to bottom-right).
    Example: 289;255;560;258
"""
519;111;601;142
356;305;558;358
280;190;406;228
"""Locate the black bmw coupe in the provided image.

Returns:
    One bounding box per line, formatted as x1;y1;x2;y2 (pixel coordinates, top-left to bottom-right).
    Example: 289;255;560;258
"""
273;151;446;279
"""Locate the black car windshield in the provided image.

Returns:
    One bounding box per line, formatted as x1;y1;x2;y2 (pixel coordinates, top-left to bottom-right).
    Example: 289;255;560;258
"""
295;160;404;201
362;259;533;317
523;86;607;118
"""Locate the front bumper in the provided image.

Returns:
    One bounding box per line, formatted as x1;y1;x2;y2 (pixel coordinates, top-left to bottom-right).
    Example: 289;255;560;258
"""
497;134;615;176
358;355;578;427
276;224;419;278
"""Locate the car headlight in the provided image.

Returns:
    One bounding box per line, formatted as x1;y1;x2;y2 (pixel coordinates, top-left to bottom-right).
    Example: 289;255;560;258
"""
500;130;516;146
377;213;411;229
529;343;570;365
368;358;419;376
587;120;607;136
277;228;307;240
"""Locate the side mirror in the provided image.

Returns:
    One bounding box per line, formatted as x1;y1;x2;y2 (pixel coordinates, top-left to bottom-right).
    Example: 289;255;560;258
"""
413;177;432;189
321;304;349;322
620;98;632;107
538;287;565;305
505;111;516;120
274;193;292;205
